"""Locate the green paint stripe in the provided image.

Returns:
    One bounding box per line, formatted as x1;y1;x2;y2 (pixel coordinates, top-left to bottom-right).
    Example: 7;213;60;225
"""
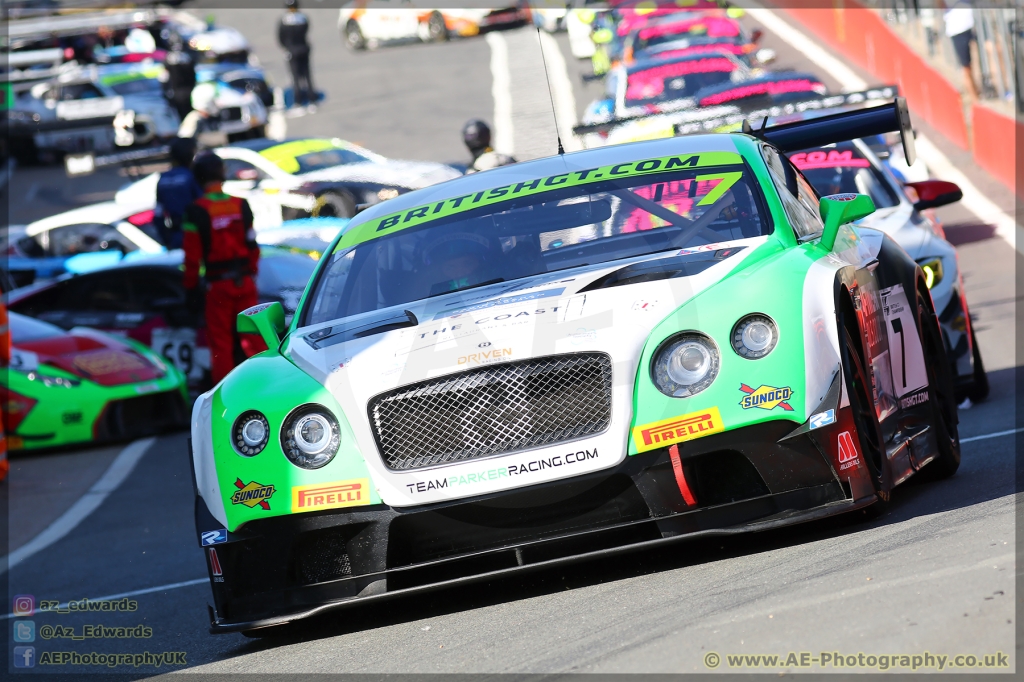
335;151;743;251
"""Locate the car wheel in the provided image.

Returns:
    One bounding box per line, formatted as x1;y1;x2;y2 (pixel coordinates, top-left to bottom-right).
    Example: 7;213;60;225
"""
840;324;889;516
345;20;366;51
966;324;989;402
313;191;357;218
427;11;449;42
916;292;962;480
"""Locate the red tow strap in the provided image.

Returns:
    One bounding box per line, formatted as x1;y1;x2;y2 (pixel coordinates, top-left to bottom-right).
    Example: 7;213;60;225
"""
668;444;697;506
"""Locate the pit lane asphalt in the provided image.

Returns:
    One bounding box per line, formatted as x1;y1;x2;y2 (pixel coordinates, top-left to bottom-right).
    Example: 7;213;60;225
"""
5;10;1018;676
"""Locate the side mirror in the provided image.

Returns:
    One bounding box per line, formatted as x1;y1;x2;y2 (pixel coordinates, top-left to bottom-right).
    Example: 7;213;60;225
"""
818;193;876;251
592;28;613;45
750;28;764;44
237;301;286;351
904;180;962;211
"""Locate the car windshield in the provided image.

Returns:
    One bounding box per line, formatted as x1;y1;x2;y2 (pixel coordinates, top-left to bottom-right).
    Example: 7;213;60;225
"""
625;57;740;106
9;311;64;343
791;143;900;209
303;157;769;325
260;140;373;174
107;78;164;97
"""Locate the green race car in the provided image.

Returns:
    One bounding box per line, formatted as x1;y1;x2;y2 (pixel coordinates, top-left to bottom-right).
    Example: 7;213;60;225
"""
3;313;188;451
191;101;960;635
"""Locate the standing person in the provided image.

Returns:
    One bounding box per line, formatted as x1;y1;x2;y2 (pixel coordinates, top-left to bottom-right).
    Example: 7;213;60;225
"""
155;137;201;249
164;41;196;121
278;0;315;108
943;1;980;100
462;119;516;173
182;153;264;384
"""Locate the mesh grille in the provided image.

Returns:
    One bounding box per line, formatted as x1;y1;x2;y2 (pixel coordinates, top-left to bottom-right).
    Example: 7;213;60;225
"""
369;353;613;471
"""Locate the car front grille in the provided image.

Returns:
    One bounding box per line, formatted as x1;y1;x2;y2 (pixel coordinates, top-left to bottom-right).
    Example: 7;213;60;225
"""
368;353;613;471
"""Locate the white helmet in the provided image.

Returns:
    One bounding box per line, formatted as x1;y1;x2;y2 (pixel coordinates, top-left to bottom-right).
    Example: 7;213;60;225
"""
190;82;220;115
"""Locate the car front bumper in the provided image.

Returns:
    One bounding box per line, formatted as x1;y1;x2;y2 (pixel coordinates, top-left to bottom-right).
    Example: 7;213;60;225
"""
197;416;877;634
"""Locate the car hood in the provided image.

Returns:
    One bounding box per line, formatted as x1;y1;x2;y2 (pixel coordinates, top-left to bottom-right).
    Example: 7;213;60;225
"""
297;160;462;190
15;327;163;387
284;236;764;507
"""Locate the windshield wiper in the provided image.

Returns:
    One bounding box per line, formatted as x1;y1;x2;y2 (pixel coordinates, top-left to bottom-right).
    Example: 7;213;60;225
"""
306;309;418;349
425;278;505;299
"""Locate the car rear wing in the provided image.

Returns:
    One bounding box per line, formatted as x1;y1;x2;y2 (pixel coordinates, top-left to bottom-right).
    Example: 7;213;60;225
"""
571;85;898;138
743;96;916;166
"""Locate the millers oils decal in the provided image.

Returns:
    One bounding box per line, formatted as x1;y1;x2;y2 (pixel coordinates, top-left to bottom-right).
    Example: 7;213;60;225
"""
231;479;275;510
291;479;371;512
739;384;794;411
632;407;724;453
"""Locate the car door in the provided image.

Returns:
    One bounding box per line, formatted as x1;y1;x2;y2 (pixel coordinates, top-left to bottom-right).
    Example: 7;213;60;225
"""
129;270;211;383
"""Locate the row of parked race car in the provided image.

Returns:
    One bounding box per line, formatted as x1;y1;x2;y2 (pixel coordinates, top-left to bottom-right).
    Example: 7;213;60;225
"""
0;1;987;461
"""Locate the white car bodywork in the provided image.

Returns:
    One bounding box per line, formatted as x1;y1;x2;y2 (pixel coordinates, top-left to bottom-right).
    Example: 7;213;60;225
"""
22;201;164;256
114;140;462;228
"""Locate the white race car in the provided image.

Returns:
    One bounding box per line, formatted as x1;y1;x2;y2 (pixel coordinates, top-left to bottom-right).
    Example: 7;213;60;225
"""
115;137;462;228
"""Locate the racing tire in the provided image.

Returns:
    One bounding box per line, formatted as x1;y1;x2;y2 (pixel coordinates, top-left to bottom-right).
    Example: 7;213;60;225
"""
313;191;357;218
344;20;367;51
965;325;989;403
916;292;962;480
426;11;449;42
840;325;889;517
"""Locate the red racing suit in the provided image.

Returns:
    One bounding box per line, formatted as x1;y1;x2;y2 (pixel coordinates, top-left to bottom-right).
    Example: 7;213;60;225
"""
183;189;266;384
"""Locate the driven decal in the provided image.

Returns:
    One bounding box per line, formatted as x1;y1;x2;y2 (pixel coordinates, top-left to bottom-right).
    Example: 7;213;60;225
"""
739;384;794;411
404;447;600;494
837;431;860;471
231;478;275;510
291;479;371;512
337;151;743;249
632;407;724;453
458;348;512;365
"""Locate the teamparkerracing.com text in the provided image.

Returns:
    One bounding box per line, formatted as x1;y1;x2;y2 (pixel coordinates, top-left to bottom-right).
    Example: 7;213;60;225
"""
703;650;1010;671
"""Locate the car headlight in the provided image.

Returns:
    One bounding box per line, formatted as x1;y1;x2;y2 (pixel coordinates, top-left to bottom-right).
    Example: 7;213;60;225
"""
731;314;779;359
233;410;270;456
652;333;720;397
918;258;944;289
281;404;340;469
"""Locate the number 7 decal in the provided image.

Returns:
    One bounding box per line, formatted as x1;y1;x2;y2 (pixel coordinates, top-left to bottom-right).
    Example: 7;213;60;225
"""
890;318;906;389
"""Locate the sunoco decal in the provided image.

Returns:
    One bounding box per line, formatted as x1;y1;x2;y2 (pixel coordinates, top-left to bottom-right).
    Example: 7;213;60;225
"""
292;479;370;512
739;384;794;411
231;479;275;510
632;407;724;453
337;151;742;249
405;447;600;494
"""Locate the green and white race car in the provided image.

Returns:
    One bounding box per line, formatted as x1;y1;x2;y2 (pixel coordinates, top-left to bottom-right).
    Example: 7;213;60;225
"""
191;101;960;635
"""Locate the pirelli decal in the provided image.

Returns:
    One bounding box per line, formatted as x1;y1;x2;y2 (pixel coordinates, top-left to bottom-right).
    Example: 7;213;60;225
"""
632;407;725;453
336;151;743;249
291;478;371;513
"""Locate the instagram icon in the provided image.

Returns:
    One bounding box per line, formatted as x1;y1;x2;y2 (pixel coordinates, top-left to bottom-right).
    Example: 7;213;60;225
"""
12;595;34;617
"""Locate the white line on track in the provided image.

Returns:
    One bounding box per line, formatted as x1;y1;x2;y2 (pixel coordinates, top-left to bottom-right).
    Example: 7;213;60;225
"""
960;427;1024;444
1;578;208;621
747;5;1021;256
538;30;582;152
1;437;155;576
486;32;515;156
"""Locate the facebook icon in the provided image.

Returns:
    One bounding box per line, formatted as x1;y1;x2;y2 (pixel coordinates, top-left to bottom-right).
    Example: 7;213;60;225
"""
13;645;35;668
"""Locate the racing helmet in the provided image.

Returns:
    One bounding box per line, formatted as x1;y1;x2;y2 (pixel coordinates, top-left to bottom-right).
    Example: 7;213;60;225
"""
192;152;225;186
169;137;197;167
190;82;220;115
423;232;492;266
462;119;492;154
